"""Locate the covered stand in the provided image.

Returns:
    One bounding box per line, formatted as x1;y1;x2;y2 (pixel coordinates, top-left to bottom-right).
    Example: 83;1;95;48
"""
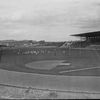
71;31;100;44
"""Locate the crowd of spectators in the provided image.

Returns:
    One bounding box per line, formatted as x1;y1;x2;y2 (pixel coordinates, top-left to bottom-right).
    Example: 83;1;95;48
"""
8;48;67;56
69;41;90;48
61;41;90;48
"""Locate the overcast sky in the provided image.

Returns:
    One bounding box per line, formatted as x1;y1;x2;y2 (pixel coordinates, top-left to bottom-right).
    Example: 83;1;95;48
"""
0;0;100;41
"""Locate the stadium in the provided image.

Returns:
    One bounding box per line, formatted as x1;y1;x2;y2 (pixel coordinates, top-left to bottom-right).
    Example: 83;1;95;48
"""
1;31;100;75
1;31;100;96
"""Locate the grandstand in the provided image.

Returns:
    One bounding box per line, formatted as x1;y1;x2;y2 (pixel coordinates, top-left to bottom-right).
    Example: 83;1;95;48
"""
71;31;100;48
71;31;100;44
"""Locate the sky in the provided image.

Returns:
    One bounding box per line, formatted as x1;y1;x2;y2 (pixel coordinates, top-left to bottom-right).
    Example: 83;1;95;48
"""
0;0;100;41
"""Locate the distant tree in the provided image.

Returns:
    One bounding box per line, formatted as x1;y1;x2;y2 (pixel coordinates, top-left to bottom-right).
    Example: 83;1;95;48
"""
38;40;45;44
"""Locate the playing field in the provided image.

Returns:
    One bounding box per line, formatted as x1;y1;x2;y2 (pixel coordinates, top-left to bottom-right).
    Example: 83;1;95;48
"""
25;60;70;70
0;48;100;75
0;48;100;94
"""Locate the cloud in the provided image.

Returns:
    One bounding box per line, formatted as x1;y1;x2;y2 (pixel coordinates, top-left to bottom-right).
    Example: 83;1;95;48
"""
0;0;100;40
74;1;100;32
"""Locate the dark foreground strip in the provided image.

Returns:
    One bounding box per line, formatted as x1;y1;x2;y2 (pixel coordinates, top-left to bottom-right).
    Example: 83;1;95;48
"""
0;83;100;94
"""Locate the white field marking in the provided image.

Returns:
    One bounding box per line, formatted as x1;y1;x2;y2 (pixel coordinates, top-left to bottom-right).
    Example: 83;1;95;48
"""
1;67;100;79
59;66;100;74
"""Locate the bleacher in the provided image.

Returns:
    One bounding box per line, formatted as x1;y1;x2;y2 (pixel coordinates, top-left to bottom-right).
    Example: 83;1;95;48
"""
70;41;90;48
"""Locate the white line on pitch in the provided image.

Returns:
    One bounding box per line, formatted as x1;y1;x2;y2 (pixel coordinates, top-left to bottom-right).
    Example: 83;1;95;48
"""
59;66;100;73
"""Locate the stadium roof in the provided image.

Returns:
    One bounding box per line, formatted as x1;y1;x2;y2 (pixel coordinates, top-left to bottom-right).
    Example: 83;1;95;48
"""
71;31;100;37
